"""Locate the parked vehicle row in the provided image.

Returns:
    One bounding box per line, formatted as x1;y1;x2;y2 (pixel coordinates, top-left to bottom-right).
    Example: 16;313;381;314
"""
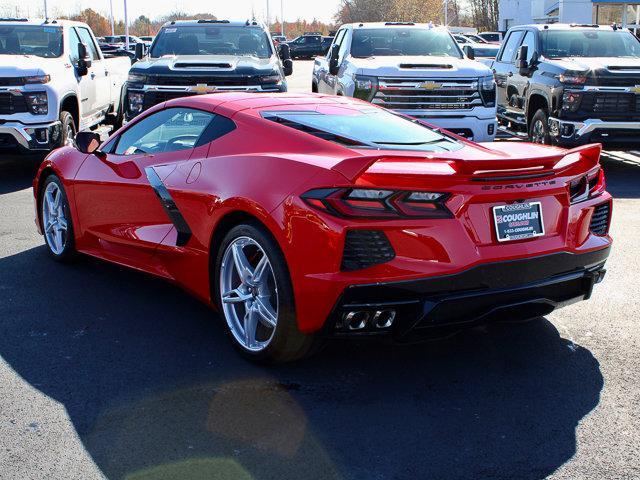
0;18;130;154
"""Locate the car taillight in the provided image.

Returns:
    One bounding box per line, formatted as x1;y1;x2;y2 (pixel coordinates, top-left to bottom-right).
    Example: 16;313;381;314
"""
301;188;452;219
569;167;605;204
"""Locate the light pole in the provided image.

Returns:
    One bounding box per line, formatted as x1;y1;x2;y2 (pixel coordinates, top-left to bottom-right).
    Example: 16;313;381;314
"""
43;0;48;19
265;0;270;31
124;0;129;51
280;0;284;36
444;0;448;26
109;0;115;35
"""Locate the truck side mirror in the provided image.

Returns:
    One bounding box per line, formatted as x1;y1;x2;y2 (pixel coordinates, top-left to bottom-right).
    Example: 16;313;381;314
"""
516;44;529;73
463;45;475;60
329;44;340;76
77;42;92;76
279;43;293;76
134;42;147;60
75;131;102;154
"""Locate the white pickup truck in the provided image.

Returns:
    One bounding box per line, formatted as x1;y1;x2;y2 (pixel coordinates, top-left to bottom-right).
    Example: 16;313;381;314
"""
313;22;498;142
0;19;130;155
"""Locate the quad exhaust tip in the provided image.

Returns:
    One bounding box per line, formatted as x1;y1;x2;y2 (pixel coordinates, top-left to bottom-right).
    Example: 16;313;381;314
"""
340;309;396;331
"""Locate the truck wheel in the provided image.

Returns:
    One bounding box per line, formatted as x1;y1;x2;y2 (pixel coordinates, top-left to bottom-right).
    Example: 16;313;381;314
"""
529;109;551;145
59;111;76;147
312;82;318;93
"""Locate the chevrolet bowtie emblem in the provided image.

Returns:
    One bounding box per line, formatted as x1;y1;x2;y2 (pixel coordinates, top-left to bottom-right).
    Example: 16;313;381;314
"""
189;84;217;94
631;85;640;94
421;81;442;90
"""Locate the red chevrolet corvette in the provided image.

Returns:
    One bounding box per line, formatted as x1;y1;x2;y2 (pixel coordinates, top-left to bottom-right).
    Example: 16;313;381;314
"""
33;93;612;362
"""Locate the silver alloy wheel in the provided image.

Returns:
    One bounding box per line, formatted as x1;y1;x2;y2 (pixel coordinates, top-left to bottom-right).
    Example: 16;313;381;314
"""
64;123;75;147
532;119;546;144
42;182;68;255
220;236;279;352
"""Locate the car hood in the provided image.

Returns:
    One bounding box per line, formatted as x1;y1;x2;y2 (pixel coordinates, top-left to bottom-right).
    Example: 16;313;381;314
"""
351;56;492;78
545;56;640;72
132;55;279;75
0;55;56;77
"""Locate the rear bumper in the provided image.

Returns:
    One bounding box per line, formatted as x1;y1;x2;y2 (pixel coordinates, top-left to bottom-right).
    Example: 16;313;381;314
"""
0;120;62;153
549;117;640;147
326;247;610;341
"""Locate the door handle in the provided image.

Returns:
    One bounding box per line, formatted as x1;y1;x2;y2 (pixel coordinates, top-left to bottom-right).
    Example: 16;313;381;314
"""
90;72;96;79
105;70;109;76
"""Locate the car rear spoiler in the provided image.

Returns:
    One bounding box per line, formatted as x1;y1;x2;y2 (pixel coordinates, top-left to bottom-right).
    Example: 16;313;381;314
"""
331;143;602;182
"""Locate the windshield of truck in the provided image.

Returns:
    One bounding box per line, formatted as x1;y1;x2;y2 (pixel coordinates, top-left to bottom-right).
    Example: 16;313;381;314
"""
262;109;462;152
541;29;640;58
351;28;462;58
0;25;62;58
150;26;273;58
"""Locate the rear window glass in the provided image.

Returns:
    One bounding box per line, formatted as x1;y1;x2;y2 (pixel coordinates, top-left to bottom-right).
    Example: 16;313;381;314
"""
262;109;462;152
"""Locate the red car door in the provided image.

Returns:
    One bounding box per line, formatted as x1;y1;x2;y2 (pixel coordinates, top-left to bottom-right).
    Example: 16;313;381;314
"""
72;107;216;268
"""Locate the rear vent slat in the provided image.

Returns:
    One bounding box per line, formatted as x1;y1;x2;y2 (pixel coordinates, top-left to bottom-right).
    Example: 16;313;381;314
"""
341;230;395;271
589;202;611;236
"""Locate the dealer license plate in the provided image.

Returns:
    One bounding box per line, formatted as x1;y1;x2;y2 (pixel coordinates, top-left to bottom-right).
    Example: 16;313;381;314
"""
493;202;545;242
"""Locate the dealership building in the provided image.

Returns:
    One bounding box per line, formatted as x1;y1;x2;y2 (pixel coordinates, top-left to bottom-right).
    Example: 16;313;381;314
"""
499;0;640;31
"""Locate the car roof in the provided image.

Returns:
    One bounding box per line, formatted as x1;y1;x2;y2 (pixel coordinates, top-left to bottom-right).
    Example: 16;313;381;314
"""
161;19;266;28
0;18;83;27
514;23;617;31
345;22;446;31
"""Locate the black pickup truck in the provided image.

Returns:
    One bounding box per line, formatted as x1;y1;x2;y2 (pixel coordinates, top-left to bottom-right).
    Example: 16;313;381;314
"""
124;19;292;121
490;23;640;147
287;34;333;59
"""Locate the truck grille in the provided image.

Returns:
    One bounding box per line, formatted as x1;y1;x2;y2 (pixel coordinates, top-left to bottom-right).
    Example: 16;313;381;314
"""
0;92;27;114
0;77;26;87
148;75;256;87
589;202;611;236
341;230;395;271
142;91;197;110
578;92;640;117
372;78;482;114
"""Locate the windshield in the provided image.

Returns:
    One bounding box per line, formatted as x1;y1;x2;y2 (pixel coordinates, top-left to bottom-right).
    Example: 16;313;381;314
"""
351;28;462;58
150;26;273;58
473;46;499;57
0;25;62;58
263;109;462;152
541;29;640;58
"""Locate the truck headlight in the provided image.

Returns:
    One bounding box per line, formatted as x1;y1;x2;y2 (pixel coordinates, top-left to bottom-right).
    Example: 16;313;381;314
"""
24;75;51;84
24;92;48;115
353;75;378;101
128;91;144;115
127;73;148;84
259;74;282;84
479;75;496;107
562;91;582;112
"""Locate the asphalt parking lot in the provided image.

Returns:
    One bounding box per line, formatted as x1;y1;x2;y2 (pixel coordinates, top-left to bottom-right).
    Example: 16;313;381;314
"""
1;60;639;480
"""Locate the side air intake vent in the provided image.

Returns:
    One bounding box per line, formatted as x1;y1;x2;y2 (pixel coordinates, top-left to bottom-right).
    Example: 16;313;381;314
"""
341;230;395;271
590;202;611;236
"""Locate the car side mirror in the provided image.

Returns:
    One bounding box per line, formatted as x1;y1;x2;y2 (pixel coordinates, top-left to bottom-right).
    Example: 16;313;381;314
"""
75;131;102;154
279;43;293;76
135;42;147;60
77;42;92;76
463;45;475;60
516;44;529;73
329;44;340;76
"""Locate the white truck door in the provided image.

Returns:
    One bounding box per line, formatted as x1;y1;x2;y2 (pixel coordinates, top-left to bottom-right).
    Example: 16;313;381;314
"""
76;27;110;120
68;27;98;125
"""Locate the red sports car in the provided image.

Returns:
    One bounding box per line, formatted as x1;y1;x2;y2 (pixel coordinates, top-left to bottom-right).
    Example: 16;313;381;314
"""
33;93;612;363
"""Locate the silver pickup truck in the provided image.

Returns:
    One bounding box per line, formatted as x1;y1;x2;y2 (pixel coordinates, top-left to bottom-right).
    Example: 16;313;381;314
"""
0;18;130;155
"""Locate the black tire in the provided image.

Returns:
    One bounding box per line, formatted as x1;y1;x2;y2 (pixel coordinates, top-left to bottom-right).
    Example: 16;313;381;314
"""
528;108;551;145
59;111;76;148
213;222;323;364
311;82;318;93
39;175;77;263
